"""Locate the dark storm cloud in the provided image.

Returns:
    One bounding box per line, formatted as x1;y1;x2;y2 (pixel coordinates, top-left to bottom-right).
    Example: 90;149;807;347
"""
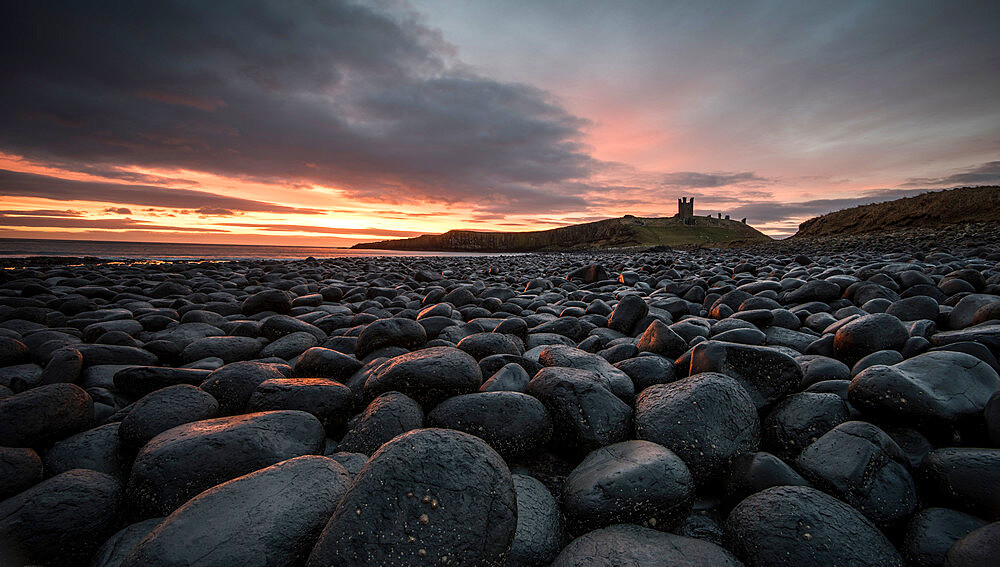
0;215;225;232
104;207;132;215
660;172;771;189
0;0;595;210
0;169;322;214
0;209;82;217
902;161;1000;187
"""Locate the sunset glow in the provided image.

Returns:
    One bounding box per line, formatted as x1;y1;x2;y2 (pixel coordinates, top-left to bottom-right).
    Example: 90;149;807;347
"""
1;1;998;245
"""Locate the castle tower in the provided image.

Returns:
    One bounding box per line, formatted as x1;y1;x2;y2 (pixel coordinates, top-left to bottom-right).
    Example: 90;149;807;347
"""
677;197;694;224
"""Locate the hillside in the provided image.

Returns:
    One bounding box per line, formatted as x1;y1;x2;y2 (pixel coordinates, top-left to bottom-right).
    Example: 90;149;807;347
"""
794;186;1000;238
352;215;770;252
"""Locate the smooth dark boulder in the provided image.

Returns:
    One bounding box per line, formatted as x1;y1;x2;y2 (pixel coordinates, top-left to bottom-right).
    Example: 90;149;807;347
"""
0;447;42;500
507;474;563;567
337;391;424;455
688;341;801;409
849;351;1000;424
902;507;987;567
526;367;633;456
634;372;759;483
43;421;122;477
614;355;676;393
118;384;220;452
918;448;1000;520
0;383;93;446
537;345;635;402
724;485;903;567
427;391;551;459
200;361;287;414
796;421;918;529
364;346;481;408
563;440;693;534
833;313;909;364
552;524;741;567
113;365;212;398
724;451;809;505
480;362;531;392
355;318;427;360
636;319;688;358
127;410;325;517
306;428;517;567
181;335;261;364
944;521;1000;567
293;346;363;381
123;455;350;567
89;517;162;567
242;289;292;315
607;295;648;334
457;332;525;360
76;344;158;367
247;378;354;436
762;392;851;459
0;469;121;567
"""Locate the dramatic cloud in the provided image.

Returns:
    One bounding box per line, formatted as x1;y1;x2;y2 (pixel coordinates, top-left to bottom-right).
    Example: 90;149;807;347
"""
0;209;82;217
219;223;424;237
902;161;1000;187
725;188;934;225
104;207;132;215
660;172;771;189
0;214;225;232
0;170;322;214
0;0;595;211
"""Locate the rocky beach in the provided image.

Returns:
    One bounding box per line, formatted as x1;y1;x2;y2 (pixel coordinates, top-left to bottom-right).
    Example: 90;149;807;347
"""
1;224;999;566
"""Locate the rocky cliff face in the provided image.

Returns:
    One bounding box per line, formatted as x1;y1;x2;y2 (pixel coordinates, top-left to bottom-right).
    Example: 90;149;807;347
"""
795;186;1000;238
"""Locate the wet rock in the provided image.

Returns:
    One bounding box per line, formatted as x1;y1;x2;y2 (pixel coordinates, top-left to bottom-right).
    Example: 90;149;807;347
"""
0;383;93;446
307;428;517;567
833;313;909;365
427;391;551;459
127;410;325;517
849;351;1000;424
688;341;801;409
0;469;121;567
337;391;424;455
538;345;634;402
260;330;318;359
247;377;353;437
762;392;851;459
526;367;632;456
943;521;1000;567
0;447;42;500
552;524;741;567
634;372;759;483
123;455;350;567
113;366;212;398
457;332;525;360
200;360;287;414
607;295;648;334
796;421;917;529
563;440;693;534
724;485;903;567
614;354;676;393
181;335;262;364
507;474;563;567
480;362;531;392
364;346;481;409
724;451;809;505
43;421;122;477
796;354;850;388
294;346;363;381
242;289;292;315
355;318;427;360
902;507;987;567
918;448;1000;520
119;384;220;452
635;319;688;358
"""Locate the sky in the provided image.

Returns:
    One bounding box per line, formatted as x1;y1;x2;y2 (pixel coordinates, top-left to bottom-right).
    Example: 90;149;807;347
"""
1;0;998;245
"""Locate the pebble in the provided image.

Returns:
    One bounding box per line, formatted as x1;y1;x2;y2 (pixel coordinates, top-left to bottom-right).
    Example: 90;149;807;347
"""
0;230;998;563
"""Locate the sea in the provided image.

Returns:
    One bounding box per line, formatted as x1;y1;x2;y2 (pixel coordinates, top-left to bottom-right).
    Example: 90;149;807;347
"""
0;238;510;260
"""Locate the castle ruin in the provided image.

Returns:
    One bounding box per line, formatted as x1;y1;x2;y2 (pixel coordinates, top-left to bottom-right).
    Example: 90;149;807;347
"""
677;197;695;225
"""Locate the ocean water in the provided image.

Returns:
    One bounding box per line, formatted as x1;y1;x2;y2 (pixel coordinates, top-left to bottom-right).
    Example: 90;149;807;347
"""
0;238;510;260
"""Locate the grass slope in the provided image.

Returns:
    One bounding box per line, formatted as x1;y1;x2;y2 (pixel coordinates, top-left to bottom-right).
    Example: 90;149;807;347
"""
794;186;1000;238
352;215;770;252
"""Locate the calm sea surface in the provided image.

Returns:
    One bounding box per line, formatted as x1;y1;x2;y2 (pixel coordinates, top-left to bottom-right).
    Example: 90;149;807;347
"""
0;238;513;260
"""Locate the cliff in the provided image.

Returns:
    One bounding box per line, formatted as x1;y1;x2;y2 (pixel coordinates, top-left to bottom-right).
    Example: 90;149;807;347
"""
794;186;1000;238
351;215;770;252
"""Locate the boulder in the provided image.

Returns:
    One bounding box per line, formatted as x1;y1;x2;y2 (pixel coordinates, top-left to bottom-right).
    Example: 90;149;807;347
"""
0;383;93;446
552;524;741;567
427;391;551;459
